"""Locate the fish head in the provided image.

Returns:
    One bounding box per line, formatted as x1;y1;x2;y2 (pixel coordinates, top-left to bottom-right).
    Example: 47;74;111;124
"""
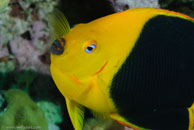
50;22;113;79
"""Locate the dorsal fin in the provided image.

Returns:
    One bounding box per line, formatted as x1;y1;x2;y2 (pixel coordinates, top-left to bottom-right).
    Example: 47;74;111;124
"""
48;9;70;39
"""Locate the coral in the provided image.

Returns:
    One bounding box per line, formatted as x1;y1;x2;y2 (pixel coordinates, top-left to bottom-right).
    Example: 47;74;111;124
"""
83;118;124;130
0;60;15;73
109;0;159;12
0;0;58;74
0;0;58;46
9;35;50;74
48;123;60;130
0;7;28;46
37;101;62;124
0;46;9;58
0;0;10;11
18;0;59;22
0;55;15;73
0;89;48;130
37;101;62;130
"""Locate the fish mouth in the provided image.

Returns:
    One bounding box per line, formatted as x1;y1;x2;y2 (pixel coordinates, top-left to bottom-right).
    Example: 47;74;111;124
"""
93;61;108;75
67;61;108;85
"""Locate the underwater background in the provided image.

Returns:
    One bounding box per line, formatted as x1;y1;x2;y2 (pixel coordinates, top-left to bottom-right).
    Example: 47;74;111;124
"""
0;0;194;130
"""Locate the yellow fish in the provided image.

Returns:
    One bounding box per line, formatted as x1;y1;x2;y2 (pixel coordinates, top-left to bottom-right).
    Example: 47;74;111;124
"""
49;8;194;130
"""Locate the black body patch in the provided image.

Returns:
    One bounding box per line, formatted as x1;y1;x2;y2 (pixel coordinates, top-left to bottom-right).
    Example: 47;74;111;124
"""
110;15;194;130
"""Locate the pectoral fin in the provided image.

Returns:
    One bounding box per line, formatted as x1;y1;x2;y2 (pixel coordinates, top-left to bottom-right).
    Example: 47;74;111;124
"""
188;103;194;130
65;97;85;130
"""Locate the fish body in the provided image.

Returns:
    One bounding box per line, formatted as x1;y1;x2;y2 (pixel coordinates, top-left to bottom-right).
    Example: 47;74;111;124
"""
49;8;194;130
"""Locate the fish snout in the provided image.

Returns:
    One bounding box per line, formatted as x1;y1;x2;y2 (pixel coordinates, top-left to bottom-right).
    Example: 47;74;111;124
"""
51;38;65;55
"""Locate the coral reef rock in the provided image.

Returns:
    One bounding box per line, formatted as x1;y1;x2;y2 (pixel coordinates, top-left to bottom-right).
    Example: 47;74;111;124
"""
109;0;159;12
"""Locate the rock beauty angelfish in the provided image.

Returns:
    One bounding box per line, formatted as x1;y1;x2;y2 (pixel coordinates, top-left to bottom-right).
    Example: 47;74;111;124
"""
49;8;194;130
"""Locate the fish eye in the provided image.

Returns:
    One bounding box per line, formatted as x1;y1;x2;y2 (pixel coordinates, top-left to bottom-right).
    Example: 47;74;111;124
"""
85;44;96;53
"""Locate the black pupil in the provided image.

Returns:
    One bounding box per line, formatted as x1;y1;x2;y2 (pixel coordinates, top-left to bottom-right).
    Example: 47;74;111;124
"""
87;46;93;51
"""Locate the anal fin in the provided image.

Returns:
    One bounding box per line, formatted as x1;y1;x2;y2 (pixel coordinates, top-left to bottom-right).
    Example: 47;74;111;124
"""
110;113;148;130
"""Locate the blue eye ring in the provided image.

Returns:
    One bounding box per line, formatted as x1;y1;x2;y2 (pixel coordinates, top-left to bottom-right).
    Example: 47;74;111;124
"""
85;44;96;53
